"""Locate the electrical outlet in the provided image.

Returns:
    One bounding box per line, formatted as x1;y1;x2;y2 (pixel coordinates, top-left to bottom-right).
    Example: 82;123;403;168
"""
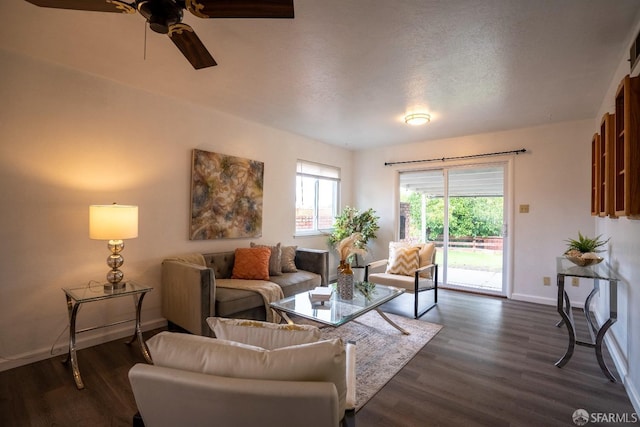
543;276;551;286
519;204;530;213
571;277;579;287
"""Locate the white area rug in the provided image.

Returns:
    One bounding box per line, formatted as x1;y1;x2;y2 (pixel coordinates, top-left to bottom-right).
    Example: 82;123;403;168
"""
297;311;442;410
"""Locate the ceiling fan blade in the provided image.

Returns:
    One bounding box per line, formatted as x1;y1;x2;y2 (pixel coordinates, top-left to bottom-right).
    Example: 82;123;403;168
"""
168;23;217;69
185;0;294;19
24;0;136;13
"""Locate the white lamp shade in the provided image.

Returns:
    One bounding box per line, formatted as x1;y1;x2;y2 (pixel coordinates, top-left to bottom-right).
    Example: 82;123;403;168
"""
89;204;138;240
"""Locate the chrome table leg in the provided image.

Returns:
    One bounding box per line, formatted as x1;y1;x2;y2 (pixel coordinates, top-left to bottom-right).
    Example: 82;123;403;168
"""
594;280;618;382
61;296;84;390
555;275;575;368
126;293;152;364
375;309;410;335
595;317;617;382
583;281;600;339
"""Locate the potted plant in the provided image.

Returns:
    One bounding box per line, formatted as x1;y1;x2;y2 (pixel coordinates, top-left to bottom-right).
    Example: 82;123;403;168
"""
564;232;610;266
328;207;380;267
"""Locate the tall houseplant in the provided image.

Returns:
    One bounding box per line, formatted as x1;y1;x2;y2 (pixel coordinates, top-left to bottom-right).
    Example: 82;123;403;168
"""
329;206;380;267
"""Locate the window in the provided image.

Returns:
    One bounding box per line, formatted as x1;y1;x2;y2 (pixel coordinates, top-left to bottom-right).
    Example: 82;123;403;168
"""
295;160;340;235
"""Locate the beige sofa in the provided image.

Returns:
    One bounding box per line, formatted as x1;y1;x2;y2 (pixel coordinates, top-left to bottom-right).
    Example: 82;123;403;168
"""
161;248;329;335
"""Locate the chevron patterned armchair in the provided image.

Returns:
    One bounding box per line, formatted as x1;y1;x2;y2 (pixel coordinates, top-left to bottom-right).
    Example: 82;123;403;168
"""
364;241;438;318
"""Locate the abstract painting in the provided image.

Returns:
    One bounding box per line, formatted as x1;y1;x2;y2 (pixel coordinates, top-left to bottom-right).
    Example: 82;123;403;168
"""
190;149;264;240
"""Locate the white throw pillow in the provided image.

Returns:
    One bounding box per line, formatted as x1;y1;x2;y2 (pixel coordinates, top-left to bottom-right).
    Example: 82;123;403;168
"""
147;332;348;415
206;317;321;350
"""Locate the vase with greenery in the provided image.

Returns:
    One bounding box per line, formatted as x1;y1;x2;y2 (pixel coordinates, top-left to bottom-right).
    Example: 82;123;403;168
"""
564;232;609;266
329;207;380;267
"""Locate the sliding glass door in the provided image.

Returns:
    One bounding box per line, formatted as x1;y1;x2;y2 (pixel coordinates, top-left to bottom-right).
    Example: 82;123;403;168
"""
399;163;507;296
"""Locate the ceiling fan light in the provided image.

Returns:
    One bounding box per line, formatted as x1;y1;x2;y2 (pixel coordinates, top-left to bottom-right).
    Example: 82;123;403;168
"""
405;113;431;126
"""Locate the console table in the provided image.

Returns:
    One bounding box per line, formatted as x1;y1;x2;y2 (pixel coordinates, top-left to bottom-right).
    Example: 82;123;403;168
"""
62;281;153;389
555;257;620;382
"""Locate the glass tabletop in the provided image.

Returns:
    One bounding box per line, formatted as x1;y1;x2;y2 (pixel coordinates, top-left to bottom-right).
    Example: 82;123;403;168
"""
556;257;622;282
270;283;404;327
63;281;153;303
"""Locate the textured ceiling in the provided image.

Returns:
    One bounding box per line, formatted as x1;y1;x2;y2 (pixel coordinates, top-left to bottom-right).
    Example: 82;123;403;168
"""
2;0;640;150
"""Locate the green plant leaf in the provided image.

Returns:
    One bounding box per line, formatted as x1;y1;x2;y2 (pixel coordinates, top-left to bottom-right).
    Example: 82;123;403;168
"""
564;232;610;253
328;206;380;262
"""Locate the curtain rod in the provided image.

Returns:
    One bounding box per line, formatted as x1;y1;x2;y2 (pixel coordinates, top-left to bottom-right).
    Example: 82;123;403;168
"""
384;148;527;166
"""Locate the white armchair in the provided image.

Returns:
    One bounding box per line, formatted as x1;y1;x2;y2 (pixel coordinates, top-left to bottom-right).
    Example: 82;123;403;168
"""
364;241;438;318
129;364;351;427
129;320;356;427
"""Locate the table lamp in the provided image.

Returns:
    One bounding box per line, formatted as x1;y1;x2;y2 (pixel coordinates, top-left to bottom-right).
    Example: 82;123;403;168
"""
89;203;138;291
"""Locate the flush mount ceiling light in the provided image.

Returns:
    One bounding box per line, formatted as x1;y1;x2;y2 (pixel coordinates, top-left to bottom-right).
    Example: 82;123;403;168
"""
404;113;431;126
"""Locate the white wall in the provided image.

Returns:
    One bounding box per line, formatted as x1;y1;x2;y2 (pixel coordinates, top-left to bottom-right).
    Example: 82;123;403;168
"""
0;49;352;370
592;18;640;414
353;119;595;304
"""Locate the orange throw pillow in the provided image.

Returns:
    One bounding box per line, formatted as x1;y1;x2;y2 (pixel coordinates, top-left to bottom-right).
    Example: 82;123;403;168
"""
232;247;271;280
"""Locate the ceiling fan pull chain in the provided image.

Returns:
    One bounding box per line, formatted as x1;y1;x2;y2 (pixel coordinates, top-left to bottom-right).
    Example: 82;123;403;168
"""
143;21;147;61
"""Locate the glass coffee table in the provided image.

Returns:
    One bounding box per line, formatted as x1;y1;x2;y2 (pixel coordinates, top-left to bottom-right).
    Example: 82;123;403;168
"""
270;283;409;334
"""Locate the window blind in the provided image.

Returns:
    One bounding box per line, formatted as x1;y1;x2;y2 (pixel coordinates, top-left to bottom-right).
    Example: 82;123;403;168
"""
296;160;340;181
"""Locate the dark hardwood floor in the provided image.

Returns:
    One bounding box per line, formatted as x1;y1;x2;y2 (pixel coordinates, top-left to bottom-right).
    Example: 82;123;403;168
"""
362;291;637;427
0;290;636;426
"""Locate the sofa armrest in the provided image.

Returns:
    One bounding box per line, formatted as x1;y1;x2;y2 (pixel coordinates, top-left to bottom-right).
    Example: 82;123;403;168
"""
129;364;341;427
161;260;215;336
295;248;329;286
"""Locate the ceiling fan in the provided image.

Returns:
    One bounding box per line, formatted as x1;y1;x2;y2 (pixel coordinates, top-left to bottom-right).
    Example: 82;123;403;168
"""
24;0;295;69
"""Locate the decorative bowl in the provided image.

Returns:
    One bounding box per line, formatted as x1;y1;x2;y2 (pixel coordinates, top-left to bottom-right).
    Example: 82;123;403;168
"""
564;254;603;267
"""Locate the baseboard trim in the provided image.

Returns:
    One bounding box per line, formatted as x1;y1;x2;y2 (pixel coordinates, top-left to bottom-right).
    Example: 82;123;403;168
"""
0;317;167;372
510;292;588;308
593;311;640;415
511;293;554;306
625;376;640;417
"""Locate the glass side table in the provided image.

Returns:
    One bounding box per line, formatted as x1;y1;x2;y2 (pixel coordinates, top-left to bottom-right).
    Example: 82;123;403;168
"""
555;257;621;382
62;281;153;389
